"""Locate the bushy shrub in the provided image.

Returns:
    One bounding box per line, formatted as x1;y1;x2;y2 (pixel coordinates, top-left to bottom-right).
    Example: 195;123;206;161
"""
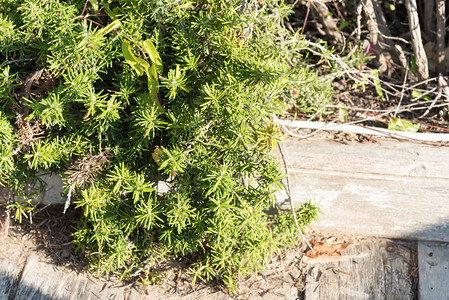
0;0;325;292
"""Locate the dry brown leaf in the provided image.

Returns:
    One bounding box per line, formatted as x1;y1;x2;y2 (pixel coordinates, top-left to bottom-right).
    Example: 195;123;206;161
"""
306;240;351;259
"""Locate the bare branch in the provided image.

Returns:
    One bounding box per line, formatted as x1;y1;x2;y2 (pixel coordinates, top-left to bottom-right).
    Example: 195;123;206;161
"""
436;0;446;75
277;142;316;256
405;0;429;82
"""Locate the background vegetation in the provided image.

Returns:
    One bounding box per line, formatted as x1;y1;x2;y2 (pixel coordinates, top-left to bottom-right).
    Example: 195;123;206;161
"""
288;0;449;135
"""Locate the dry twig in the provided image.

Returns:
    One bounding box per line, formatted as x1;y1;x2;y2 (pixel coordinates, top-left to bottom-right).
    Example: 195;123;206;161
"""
436;0;446;75
394;68;409;117
277;142;316;256
310;0;343;44
423;0;435;41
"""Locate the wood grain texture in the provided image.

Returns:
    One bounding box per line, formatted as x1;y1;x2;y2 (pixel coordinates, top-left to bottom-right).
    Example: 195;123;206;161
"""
418;241;449;300
279;139;449;178
0;172;65;206
275;139;449;242
15;254;129;300
304;240;415;300
0;258;19;300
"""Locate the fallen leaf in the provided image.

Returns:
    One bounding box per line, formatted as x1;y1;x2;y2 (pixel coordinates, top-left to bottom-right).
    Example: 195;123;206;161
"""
306;241;351;259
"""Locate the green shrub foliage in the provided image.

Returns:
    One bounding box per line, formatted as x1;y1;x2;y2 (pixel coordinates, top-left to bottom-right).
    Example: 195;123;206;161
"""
0;0;324;292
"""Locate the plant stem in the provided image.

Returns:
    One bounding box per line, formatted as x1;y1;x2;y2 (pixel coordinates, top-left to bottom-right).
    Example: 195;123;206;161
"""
278;140;316;256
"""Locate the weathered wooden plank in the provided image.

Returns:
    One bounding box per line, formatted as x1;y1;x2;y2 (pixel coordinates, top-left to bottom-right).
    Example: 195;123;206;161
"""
278;168;449;242
15;254;130;300
0;172;65;205
275;139;449;242
280;139;449;179
304;240;415;300
0;258;19;299
418;241;449;300
37;172;65;205
2;138;449;242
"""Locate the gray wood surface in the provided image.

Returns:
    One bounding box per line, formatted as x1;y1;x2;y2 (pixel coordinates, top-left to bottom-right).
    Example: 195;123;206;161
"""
15;254;120;300
14;254;130;300
0;172;65;206
281;139;449;178
275;139;449;242
0;251;174;300
0;258;19;300
418;241;449;300
304;240;415;300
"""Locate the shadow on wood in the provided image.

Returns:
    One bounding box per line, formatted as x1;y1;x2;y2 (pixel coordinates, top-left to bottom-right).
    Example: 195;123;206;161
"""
0;254;153;300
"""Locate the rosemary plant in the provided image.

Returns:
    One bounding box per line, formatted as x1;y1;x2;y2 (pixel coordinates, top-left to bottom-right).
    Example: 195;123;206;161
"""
0;0;326;292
